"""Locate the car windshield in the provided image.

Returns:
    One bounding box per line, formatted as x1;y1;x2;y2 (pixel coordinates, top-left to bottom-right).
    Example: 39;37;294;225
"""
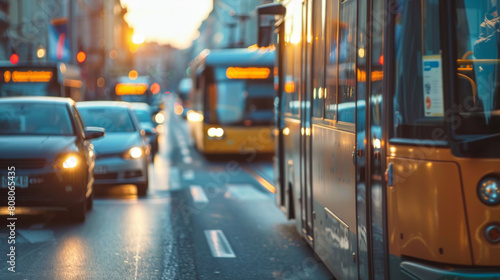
0;102;74;135
453;0;500;135
133;109;152;123
78;107;136;133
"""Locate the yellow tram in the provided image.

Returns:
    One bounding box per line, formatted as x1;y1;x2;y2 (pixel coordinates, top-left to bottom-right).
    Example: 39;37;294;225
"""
258;0;500;279
187;48;276;156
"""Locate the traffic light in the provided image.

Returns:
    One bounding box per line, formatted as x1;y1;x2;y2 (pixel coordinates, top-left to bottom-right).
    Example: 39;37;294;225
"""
10;53;19;65
77;51;86;63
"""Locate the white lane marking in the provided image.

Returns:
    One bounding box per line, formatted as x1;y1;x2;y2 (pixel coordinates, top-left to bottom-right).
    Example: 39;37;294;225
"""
225;184;270;201
182;169;195;180
170;167;181;190
134;232;142;280
94;197;171;205
181;148;190;156
204;230;236;258
18;230;54;244
183;156;193;164
190;185;209;204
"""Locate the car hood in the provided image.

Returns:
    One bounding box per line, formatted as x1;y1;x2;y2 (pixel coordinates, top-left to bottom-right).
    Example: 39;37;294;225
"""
0;135;77;159
91;132;142;155
140;122;156;130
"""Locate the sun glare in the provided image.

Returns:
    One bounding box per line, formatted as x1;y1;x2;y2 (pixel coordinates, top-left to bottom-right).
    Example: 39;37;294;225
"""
120;0;213;49
132;33;146;45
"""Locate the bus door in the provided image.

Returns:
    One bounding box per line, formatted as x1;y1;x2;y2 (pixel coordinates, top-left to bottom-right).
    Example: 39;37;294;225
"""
299;0;314;244
354;0;387;278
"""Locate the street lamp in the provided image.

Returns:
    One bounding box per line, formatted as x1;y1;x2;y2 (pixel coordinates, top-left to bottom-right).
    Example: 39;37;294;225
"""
37;46;46;59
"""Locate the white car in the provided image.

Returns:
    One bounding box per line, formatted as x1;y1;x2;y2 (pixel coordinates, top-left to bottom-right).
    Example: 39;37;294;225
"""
76;101;150;196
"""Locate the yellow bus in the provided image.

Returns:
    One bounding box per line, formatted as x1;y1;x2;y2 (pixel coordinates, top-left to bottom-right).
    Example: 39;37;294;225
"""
258;0;500;279
187;48;275;155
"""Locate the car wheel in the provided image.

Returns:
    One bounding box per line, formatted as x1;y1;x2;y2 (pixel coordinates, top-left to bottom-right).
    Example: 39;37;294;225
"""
137;182;148;197
69;199;86;223
86;191;94;210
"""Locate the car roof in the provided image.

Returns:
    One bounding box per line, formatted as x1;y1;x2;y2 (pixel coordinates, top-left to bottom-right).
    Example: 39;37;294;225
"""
130;102;151;110
0;96;74;105
76;101;133;109
0;96;75;105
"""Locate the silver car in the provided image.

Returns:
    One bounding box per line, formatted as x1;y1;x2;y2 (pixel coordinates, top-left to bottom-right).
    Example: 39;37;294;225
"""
76;101;150;196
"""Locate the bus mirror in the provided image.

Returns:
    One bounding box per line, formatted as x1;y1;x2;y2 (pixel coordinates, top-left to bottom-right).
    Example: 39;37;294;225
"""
256;3;286;47
258;24;273;47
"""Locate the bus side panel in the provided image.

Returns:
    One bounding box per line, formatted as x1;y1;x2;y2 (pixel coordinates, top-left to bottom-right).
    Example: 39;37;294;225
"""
387;156;472;266
283;117;301;222
457;158;500;266
312;124;357;280
202;126;274;155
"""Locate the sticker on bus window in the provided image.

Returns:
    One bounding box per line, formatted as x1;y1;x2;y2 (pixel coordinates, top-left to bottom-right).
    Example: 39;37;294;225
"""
422;55;444;117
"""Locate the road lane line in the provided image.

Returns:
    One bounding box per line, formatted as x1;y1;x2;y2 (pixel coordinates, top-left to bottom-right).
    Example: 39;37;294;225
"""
183;156;193;164
182;169;195;180
243;167;276;194
169;167;181;190
204;230;236;258
181;148;190;156
134;234;141;280
190;185;209;204
225;184;270;201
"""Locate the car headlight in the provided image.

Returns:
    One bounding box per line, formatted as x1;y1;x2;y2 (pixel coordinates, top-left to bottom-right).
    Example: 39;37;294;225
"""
478;177;500;206
123;147;144;160
155;112;165;124
56;154;79;169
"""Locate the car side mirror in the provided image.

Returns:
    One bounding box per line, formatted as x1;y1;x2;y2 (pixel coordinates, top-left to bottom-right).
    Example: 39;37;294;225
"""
85;127;105;140
142;127;156;136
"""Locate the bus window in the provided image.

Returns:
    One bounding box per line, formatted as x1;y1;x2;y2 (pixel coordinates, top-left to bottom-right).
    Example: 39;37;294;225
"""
392;0;444;139
454;0;500;135
325;0;340;120
312;0;326;118
337;0;356;124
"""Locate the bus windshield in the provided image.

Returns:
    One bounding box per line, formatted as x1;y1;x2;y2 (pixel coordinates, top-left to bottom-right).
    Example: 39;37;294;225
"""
453;0;500;135
392;0;444;140
0;82;59;97
211;67;274;126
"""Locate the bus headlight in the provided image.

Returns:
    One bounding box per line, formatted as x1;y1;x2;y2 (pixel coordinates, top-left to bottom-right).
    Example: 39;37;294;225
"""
215;128;224;137
207;127;224;139
207;127;217;137
187;110;203;122
478;177;500;206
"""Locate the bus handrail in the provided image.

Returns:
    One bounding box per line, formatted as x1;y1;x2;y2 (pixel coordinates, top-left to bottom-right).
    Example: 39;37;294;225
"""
457;59;500;65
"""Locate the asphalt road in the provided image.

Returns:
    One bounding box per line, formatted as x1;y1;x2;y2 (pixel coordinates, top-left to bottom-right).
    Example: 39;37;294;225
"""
0;96;333;280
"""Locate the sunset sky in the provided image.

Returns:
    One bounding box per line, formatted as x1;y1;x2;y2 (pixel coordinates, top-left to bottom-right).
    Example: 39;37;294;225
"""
120;0;213;49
